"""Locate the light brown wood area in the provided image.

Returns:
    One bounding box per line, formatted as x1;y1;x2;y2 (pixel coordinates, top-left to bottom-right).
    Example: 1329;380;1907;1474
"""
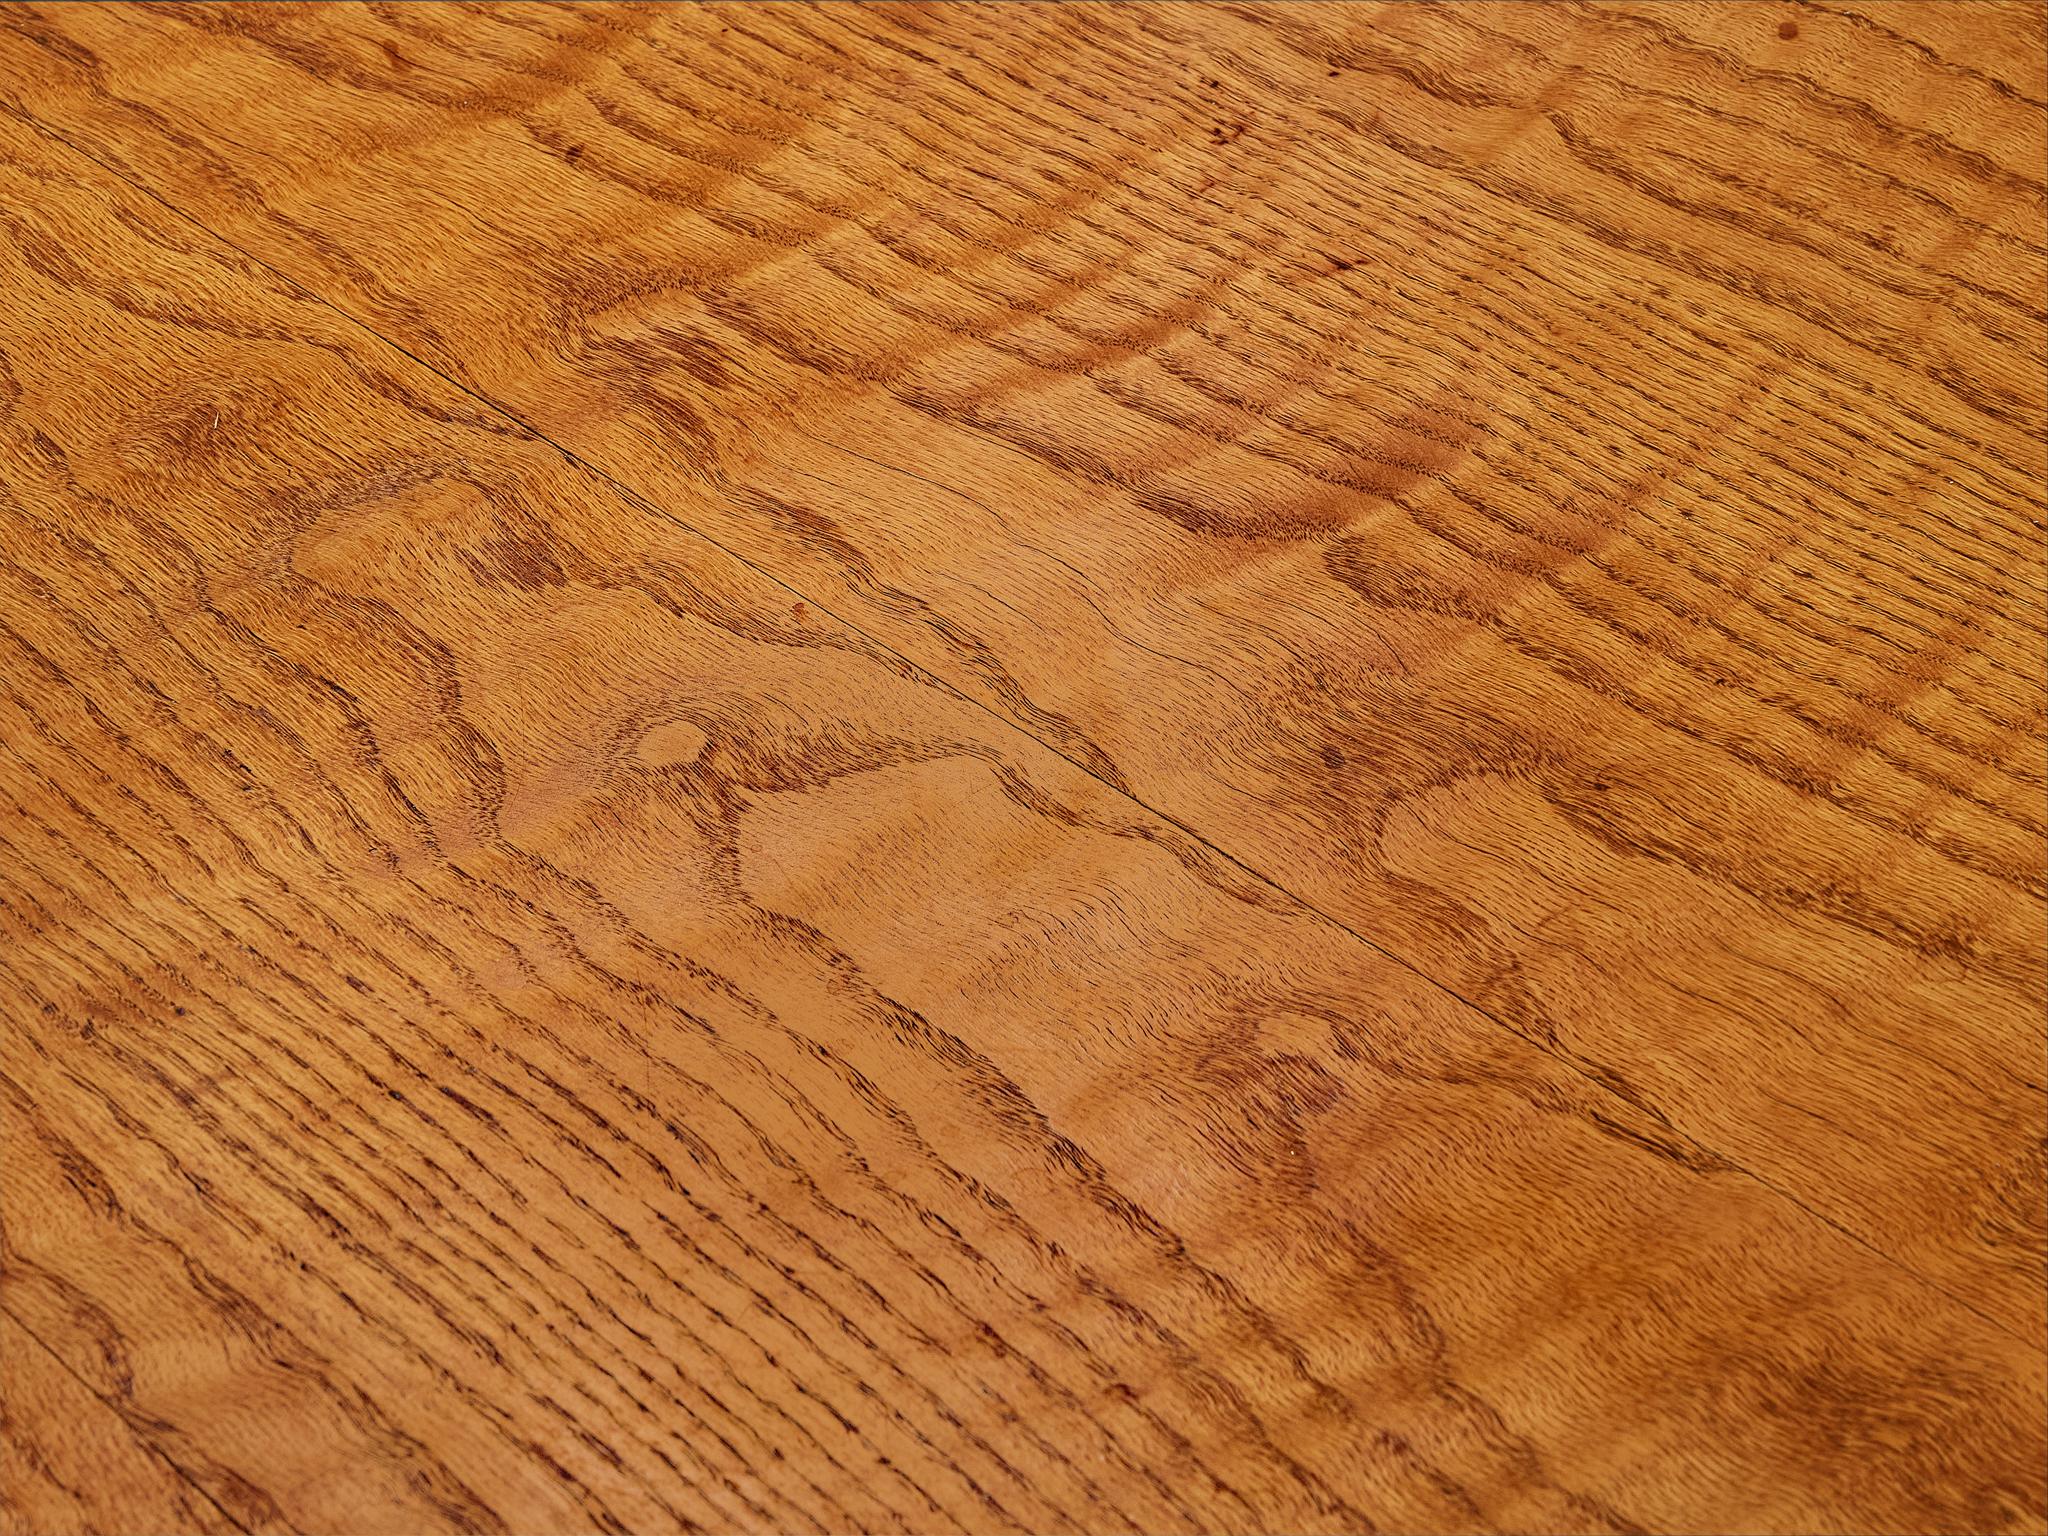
0;4;2041;1533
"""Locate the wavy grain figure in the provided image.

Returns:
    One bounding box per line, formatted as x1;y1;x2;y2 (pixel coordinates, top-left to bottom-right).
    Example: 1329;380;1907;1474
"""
0;5;2042;1533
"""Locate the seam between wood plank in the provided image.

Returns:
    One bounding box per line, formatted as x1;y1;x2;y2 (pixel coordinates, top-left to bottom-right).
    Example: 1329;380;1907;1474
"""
0;1299;261;1536
9;101;2030;1357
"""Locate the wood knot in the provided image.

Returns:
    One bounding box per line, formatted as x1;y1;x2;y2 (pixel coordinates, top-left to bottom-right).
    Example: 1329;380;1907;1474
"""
636;718;710;769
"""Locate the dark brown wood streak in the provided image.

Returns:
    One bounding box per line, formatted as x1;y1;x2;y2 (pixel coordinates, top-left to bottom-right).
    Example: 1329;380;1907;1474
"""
0;4;2043;1533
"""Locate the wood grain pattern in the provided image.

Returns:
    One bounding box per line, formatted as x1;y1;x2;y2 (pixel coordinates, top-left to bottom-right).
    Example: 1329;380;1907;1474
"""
0;4;2042;1533
2;0;2038;1339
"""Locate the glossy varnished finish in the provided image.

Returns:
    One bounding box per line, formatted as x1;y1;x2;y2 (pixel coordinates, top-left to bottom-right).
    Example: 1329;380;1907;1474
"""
0;5;2042;1533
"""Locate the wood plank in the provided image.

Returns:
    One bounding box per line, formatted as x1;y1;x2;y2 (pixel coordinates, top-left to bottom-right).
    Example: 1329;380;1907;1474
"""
0;102;2041;1534
0;1314;243;1536
2;0;2038;1336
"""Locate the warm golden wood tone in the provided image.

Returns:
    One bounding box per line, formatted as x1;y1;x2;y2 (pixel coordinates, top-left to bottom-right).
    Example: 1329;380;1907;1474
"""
0;4;2041;1533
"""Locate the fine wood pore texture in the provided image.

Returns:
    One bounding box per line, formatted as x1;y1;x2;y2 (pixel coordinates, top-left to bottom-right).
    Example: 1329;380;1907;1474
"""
0;4;2042;1535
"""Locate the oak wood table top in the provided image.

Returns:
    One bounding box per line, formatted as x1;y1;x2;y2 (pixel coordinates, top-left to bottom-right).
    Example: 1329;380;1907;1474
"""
1;4;2042;1532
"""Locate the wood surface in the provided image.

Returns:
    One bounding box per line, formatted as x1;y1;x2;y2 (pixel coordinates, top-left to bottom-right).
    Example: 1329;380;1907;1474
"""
0;3;2041;1533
